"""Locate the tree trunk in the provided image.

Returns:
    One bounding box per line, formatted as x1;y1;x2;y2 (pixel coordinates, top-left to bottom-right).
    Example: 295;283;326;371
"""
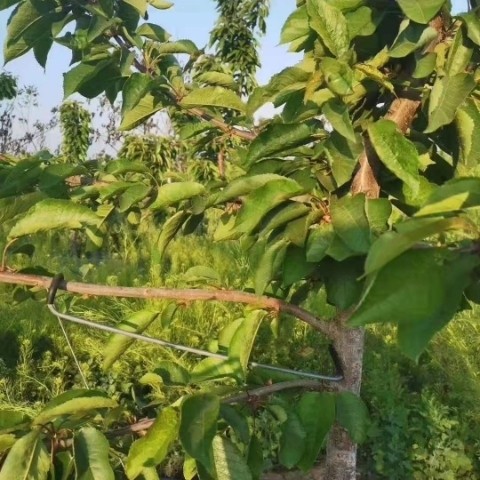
325;312;365;480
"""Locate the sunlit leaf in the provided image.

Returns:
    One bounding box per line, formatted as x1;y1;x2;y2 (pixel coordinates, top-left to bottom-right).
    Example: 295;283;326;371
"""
397;0;446;23
8;199;99;239
126;408;178;479
74;428;114;480
150;182;205;211
180;87;245;113
103;310;160;370
212;436;252;480
0;430;49;480
426;73;476;133
307;0;350;59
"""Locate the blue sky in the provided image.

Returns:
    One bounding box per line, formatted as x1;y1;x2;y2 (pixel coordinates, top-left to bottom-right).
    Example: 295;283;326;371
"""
0;0;471;140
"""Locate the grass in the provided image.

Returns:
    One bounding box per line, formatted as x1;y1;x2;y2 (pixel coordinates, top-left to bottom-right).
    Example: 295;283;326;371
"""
1;227;480;478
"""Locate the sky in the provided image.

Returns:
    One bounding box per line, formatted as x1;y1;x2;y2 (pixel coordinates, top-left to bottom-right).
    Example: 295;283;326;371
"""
0;0;471;149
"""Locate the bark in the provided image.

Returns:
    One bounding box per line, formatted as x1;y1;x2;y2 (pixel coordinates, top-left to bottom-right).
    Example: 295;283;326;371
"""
325;312;365;480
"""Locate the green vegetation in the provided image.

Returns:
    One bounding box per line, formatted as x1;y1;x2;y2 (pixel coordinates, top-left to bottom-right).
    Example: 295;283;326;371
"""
2;0;480;478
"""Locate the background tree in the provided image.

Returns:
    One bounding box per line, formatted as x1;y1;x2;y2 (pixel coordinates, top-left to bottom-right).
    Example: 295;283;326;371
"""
59;101;91;164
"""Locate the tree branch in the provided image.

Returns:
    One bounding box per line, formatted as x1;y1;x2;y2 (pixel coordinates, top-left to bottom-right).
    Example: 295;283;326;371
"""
351;14;446;198
54;379;333;450
113;36;257;142
0;271;334;337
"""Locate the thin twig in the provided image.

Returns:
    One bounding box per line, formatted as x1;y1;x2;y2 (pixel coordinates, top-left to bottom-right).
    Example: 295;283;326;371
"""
0;272;334;337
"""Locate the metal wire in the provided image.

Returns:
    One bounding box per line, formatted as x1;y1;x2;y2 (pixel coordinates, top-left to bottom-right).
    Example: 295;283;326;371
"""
53;313;89;389
47;304;343;382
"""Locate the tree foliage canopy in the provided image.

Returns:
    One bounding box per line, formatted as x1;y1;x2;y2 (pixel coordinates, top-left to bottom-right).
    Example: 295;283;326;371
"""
2;0;480;478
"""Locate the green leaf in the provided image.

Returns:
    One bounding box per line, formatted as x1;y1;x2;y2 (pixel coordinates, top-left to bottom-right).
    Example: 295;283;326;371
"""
150;182;205;211
154;361;190;385
283;245;316;286
0;409;30;433
119;183;151;212
63;60;113;98
102;310;160;370
324;257;364;310
190;358;238;383
74;428;114;480
247;436;264;479
279;411;306;469
0;192;46;224
324;132;362;188
254;238;288;295
322;99;356;143
179;122;213;140
229;311;265;377
156;211;190;261
120;93;164;130
105;159;149;175
0;0;21;11
413;52;437;78
320;57;354;96
397;0;445;23
389;21;438;58
397;254;478;359
461;11;480;46
365;198;392;235
136;23;170;42
426;73;476;133
220;405;250;445
180;394;220;470
296;393;335;471
0;434;16;454
246;62;311;115
33;390;117;426
368;120;423;197
331;194;371;254
196;72;237;89
335;392;369;444
148;0;172;8
156;40;199;55
212;436;252;480
364;216;471;276
122;73;153;116
87;16;117;42
126;408;179;480
122;0;147;16
416;177;480;216
307;0;350;59
351;250;479;359
456;99;480;167
3;0;59;64
216;174;284;204
247;124;312;165
306;223;335;262
346;6;378;39
234;179;304;235
260;202;310;235
8;199;99;240
445;25;473;76
281;6;309;45
0;430;49;480
180;87;245;113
